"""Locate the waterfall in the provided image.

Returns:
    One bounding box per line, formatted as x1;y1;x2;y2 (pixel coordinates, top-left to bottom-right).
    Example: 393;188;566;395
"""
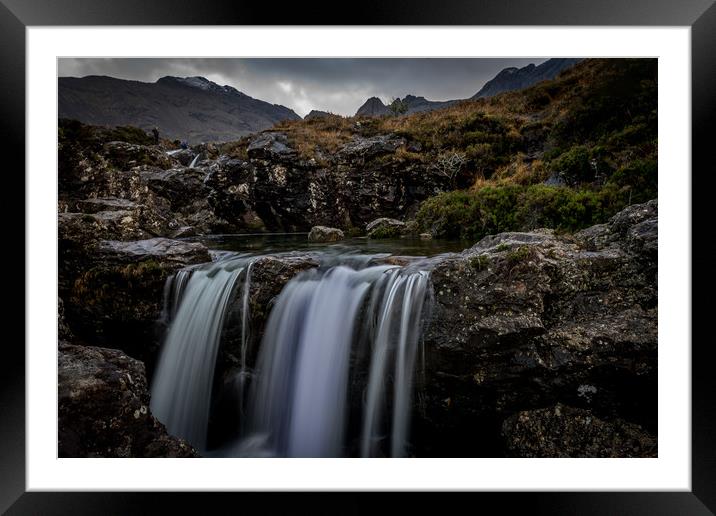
150;256;253;450
360;270;429;457
188;153;201;168
152;254;432;457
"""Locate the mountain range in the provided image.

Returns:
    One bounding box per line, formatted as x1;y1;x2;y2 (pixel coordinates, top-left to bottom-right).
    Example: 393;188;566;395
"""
354;58;582;117
58;75;301;144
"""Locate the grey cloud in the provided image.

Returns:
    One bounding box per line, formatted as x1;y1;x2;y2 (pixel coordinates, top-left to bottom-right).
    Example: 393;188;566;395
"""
58;58;547;117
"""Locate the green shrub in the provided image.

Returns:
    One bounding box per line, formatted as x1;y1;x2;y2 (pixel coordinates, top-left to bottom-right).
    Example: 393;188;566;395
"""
547;145;594;185
606;159;657;204
416;182;639;242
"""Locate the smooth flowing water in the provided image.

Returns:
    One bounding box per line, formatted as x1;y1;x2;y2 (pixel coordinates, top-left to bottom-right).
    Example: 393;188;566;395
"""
150;257;253;450
151;238;448;457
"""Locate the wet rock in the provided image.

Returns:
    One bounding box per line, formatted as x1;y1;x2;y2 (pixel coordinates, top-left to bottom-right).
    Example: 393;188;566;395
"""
502;404;657;457
308;226;345;242
218;255;319;362
60;120;446;236
366;217;406;238
58;342;198;457
204;158;264;231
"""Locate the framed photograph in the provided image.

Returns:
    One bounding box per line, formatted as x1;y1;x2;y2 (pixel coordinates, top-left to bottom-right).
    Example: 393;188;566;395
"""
5;0;714;513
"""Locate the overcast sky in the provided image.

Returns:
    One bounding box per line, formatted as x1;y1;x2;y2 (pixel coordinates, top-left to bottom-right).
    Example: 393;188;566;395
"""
58;58;547;117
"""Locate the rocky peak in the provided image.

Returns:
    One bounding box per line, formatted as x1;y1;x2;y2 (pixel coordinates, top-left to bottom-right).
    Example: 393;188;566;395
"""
304;110;333;120
355;96;389;117
473;58;582;99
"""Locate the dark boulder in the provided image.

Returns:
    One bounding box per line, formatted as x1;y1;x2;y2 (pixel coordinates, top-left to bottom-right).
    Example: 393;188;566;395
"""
58;342;198;457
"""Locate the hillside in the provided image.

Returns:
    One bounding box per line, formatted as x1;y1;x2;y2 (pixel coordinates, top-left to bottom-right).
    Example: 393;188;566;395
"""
58;75;301;144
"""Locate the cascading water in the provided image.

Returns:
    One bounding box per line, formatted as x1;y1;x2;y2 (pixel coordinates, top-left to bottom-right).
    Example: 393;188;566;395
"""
150;256;254;450
360;269;429;457
151;251;433;457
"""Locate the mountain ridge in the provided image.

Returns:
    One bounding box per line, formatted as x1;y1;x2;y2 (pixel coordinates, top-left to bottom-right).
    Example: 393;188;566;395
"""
58;75;301;144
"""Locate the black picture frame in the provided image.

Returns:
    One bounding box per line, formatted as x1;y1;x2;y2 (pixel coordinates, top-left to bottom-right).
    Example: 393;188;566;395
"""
3;0;714;513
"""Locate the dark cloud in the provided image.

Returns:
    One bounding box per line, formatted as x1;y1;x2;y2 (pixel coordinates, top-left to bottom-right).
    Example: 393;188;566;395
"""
58;58;547;117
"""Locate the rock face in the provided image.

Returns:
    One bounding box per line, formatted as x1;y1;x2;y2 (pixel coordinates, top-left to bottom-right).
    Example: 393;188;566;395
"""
59;75;300;143
59;120;450;237
58;342;198;457
414;200;657;457
308;226;345;242
502;404;656;458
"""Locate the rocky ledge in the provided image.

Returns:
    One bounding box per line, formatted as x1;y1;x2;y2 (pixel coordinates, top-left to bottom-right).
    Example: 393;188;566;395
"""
59;342;197;457
414;200;657;456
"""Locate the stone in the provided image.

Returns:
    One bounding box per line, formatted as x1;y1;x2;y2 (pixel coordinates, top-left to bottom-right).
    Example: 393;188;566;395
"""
308;226;345;242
